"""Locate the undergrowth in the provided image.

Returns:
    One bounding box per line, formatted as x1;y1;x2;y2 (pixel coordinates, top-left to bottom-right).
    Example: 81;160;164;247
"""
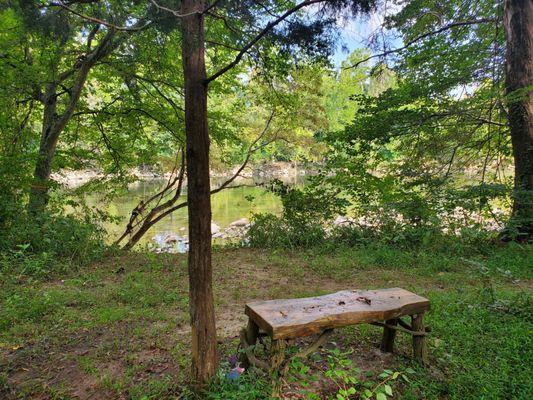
0;212;109;280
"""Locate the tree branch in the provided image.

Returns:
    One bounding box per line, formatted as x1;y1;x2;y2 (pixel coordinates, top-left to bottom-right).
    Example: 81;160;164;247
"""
49;1;152;31
344;18;501;70
119;111;278;249
149;0;200;17
150;0;223;17
202;0;224;15
86;24;100;50
52;28;117;134
204;0;325;84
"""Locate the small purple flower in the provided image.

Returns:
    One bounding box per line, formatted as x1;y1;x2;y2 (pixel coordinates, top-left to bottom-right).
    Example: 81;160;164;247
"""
228;355;238;367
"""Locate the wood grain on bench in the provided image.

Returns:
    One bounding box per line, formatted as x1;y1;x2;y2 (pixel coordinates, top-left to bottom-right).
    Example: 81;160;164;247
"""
245;288;430;339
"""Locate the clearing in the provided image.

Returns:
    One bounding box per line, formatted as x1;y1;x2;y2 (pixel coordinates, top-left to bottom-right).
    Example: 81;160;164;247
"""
1;244;531;399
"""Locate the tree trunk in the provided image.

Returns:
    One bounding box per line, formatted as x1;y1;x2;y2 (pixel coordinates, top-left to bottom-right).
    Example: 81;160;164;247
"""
504;0;533;240
28;66;94;216
28;83;61;215
181;0;218;385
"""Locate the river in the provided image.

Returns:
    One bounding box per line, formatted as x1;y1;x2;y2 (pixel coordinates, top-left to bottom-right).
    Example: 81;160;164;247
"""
86;177;291;246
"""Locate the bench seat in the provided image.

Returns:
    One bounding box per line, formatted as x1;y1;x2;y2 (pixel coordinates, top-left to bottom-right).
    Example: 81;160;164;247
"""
240;287;430;384
245;288;430;340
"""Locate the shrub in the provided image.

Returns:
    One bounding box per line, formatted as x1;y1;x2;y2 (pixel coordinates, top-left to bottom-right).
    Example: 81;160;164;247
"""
0;212;107;278
247;213;326;249
247;179;347;249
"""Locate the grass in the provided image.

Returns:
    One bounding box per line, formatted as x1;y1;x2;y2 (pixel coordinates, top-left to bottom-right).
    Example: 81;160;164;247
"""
0;242;531;399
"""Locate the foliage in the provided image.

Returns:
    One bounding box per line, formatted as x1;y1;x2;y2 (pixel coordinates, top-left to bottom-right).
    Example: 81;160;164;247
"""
247;178;349;248
0;212;107;279
237;1;522;252
310;0;530;239
286;347;407;400
270;179;349;226
197;348;407;400
247;212;326;249
199;369;271;400
0;1;368;235
321;50;395;131
247;175;510;251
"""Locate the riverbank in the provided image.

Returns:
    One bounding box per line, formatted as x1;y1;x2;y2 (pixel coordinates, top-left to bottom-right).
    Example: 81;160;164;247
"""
1;244;531;399
52;161;313;188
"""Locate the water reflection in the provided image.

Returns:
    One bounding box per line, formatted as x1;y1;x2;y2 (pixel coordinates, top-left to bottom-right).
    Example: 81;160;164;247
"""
86;176;294;244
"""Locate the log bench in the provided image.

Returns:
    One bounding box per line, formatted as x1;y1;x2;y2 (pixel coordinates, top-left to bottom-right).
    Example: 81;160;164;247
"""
239;288;430;374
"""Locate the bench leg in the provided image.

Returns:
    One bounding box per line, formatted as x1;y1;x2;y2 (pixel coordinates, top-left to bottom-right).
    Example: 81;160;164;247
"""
411;313;428;365
270;339;286;398
270;338;286;371
380;318;398;352
239;319;259;369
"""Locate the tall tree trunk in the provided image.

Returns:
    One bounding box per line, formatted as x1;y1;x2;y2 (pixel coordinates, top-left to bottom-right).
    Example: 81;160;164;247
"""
504;0;533;240
28;83;61;215
181;0;218;384
28;64;93;215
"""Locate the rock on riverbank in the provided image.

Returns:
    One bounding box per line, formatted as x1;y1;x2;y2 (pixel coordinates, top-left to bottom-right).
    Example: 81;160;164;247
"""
152;218;250;253
150;214;357;253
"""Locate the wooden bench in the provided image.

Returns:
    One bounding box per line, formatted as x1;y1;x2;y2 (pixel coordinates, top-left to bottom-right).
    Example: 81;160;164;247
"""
239;288;430;373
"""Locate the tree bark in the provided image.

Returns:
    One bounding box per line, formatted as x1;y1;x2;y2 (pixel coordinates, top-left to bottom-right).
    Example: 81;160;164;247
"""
504;0;533;240
28;83;62;214
28;64;91;215
181;0;218;385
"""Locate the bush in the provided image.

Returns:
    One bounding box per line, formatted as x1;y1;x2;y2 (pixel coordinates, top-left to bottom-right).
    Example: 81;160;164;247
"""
247;177;501;252
247;213;326;249
0;212;107;278
247;179;347;249
328;222;496;254
248;209;498;255
247;173;501;252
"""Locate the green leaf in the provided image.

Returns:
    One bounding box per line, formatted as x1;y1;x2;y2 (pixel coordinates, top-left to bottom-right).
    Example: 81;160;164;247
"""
384;384;393;396
376;392;387;400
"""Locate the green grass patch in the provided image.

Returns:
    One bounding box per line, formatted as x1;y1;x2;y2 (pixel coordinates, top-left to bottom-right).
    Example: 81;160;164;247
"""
0;245;531;399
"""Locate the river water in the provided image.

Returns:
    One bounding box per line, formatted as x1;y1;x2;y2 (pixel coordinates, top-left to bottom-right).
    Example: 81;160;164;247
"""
86;177;288;245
